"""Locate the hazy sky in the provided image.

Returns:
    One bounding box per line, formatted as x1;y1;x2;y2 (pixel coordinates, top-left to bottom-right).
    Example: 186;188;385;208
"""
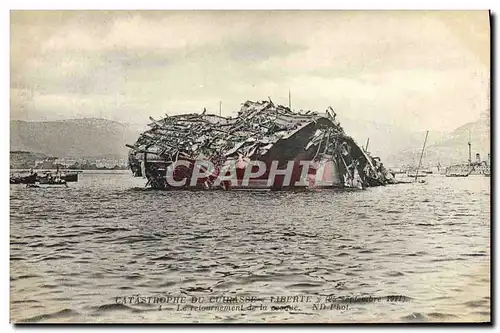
11;10;490;131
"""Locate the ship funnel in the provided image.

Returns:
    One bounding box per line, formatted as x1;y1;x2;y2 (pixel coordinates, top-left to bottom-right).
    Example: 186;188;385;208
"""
476;153;481;164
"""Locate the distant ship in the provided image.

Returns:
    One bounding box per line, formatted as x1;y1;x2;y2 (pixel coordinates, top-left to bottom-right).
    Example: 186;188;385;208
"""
406;170;428;178
445;134;490;177
445;165;471;177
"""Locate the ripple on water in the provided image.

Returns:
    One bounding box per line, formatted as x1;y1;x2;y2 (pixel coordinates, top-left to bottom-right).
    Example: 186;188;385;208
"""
21;309;80;323
92;303;136;313
400;312;427;322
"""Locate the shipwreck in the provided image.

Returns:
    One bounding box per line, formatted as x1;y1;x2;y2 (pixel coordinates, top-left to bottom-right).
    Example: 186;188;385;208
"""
127;100;396;190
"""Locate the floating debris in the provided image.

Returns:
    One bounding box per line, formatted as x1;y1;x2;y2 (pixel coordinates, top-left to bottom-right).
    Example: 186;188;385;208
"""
127;100;396;190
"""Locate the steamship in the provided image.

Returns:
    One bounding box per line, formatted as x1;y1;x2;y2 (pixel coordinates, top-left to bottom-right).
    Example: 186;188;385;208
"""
445;152;490;177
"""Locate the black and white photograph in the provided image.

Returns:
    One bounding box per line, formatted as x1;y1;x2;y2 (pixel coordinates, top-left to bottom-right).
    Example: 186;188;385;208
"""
9;10;491;324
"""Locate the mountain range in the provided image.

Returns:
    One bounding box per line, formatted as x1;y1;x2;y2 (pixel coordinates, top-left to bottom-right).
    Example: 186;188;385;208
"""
10;118;141;159
10;114;490;167
383;113;490;167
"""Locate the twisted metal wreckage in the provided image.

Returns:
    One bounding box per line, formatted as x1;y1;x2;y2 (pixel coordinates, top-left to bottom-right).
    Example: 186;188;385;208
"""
127;100;396;190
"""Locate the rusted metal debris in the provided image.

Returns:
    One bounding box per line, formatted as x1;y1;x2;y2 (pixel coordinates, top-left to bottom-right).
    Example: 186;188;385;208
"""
127;100;396;189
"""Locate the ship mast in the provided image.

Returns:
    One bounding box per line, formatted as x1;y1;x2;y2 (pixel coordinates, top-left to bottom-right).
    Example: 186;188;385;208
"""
415;131;429;182
288;89;292;110
468;129;472;166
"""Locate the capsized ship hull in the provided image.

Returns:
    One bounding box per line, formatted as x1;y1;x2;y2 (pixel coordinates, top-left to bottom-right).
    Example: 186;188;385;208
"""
127;100;395;190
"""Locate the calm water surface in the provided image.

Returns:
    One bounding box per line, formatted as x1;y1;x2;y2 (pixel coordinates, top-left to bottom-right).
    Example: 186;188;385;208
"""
10;171;490;323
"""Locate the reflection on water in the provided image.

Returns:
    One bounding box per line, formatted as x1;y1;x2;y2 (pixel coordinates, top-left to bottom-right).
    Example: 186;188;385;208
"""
10;171;490;323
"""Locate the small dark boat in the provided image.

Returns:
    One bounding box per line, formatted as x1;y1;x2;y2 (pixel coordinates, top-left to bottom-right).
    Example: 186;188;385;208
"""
10;177;22;184
10;173;37;184
61;172;78;182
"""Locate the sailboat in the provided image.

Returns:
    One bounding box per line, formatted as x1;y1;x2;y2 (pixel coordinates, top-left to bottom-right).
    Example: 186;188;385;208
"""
407;131;429;182
406;131;429;181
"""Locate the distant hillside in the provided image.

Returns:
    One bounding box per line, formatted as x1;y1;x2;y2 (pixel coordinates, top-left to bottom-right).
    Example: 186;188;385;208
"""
385;113;490;167
339;117;448;164
10;114;490;167
10;118;141;158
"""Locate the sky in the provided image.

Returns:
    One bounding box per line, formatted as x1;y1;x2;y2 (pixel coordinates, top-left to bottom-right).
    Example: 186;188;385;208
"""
10;10;490;132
